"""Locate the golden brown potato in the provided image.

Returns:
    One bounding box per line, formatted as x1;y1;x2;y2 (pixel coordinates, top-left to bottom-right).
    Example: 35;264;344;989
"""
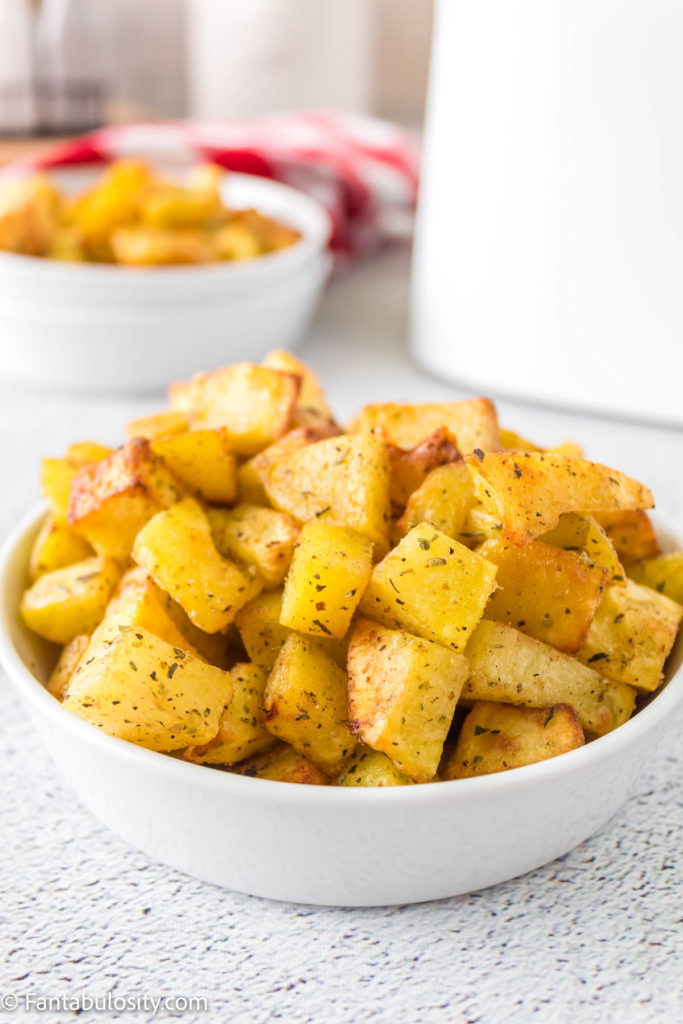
464;619;637;735
280;520;373;639
594;510;661;565
359;524;497;652
28;514;93;582
347;619;469;782
169;363;300;456
262;634;355;776
388;427;461;508
337;746;413;787
397;460;477;540
20;557;120;645
46;634;91;701
207;504;299;588
111;227;214;266
132;498;262;633
64;627;232;752
628;552;683;605
479;537;608;653
466;451;654;546
540;512;625;585
232;742;328;784
68;438;182;561
237;424;341;505
576;580;682;692
185;662;275;765
126;411;190;441
262;432;391;552
262;349;336;429
234;588;347;671
152;429;237;505
351;397;500;453
0;174;60;255
442;701;585;779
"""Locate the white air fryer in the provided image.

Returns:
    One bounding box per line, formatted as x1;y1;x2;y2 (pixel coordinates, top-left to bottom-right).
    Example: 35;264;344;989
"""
412;0;683;426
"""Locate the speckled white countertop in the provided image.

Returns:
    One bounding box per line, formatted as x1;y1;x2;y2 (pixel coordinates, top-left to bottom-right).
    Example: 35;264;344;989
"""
0;247;681;1024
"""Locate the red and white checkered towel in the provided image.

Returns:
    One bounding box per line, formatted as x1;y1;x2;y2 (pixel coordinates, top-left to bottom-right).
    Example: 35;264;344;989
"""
20;113;420;260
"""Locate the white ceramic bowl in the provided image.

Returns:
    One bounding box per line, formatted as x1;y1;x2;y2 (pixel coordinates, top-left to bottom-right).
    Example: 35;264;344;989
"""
0;168;332;392
1;507;681;907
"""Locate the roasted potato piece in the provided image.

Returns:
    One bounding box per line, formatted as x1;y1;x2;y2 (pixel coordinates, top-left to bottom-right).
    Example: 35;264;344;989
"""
499;429;583;458
262;432;391;552
64;442;115;464
64;627;232;752
169;363;300;456
133;498;262;633
280;520;373;639
68;438;182;561
594;510;661;564
185;662;275;765
628;552;683;605
28;514;93;582
359;525;497;652
126;411;189;441
442;701;584;779
207;505;299;588
464;619;637;735
262;634;355;776
152;429;237;505
337;746;413;787
87;566;198;656
479;537;608;653
262;349;336;429
388;427;461;508
68;160;152;255
140;185;222;230
232;742;327;784
397;460;477;540
46;634;91;700
111;227;214;266
540;512;625;584
0;173;60;255
347;619;469;782
234;588;347;671
238;424;341;505
211;222;261;260
20;557;120;645
466;451;654;546
576;580;682;692
40;442;113;525
351;397;500;453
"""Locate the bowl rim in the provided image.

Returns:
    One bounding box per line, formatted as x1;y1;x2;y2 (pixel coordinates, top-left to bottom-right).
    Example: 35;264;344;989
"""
1;505;681;807
0;169;332;286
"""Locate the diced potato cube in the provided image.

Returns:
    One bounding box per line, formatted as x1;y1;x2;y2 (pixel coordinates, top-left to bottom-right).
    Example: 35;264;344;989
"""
397;460;477;540
262;432;391;552
351;398;500;453
126;411;189;441
20;556;120;645
347;619;469;782
211;222;262;260
499;428;543;452
337;746;413;787
359;525;497;652
65;442;114;463
68;438;182;561
207;504;299;588
280;521;373;639
464;620;637;735
576;580;682;692
540;512;625;584
111;227;213;265
28;514;93;582
442;701;585;779
594;510;661;564
169;363;300;456
628;552;683;605
185;663;274;765
41;441;113;524
237;424;340;505
140;185;222;229
87;566;198;656
479;537;608;653
46;634;91;700
0;173;61;255
234;589;347;671
262;635;355;775
262;349;336;429
465;451;654;546
232;742;327;784
133;498;262;633
388;427;460;508
63;627;232;752
152;429;237;505
68;160;152;250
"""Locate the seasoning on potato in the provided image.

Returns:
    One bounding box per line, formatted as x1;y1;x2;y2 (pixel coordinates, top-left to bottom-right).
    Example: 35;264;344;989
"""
19;351;682;785
0;160;301;266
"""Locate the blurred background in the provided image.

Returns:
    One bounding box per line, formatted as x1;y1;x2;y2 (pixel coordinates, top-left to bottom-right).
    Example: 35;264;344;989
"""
0;0;433;147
